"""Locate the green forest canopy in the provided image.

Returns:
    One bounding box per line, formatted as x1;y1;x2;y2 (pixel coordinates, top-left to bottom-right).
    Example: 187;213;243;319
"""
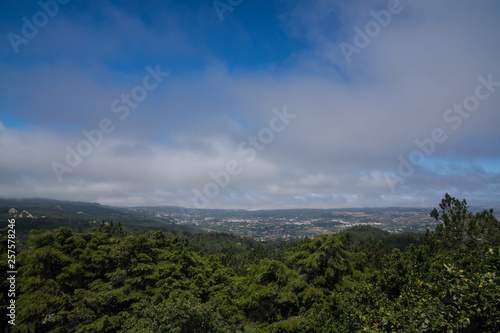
2;194;499;332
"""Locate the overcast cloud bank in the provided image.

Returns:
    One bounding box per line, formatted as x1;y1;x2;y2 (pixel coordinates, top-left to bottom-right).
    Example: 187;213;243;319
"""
1;0;499;209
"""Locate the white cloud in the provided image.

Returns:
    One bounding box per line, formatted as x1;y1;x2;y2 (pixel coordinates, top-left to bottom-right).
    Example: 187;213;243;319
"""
0;0;499;208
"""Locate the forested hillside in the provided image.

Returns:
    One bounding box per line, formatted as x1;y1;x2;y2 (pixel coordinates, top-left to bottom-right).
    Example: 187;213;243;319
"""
2;194;499;332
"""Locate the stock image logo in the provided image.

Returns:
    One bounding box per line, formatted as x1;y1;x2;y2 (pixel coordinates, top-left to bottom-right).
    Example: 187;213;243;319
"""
7;0;71;54
51;65;169;182
385;74;499;191
1;0;500;331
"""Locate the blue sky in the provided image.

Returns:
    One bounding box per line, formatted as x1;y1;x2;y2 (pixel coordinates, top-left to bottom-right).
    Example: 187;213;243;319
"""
0;0;499;209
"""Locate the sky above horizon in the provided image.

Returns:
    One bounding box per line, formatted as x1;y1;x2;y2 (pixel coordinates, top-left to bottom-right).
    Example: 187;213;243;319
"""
1;0;499;210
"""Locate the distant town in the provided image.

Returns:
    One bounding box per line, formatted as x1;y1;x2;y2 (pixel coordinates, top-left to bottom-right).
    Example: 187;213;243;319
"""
4;198;499;242
130;206;441;241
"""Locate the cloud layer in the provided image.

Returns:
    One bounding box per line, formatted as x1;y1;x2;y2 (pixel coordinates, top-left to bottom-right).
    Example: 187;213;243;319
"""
1;0;499;209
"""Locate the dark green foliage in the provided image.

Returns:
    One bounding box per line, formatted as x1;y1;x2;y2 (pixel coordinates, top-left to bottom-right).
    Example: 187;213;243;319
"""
348;225;425;250
7;194;500;332
121;294;236;333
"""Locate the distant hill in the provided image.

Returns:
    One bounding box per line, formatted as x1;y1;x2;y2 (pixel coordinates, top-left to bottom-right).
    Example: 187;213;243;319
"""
346;225;425;249
0;198;192;238
5;197;490;243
